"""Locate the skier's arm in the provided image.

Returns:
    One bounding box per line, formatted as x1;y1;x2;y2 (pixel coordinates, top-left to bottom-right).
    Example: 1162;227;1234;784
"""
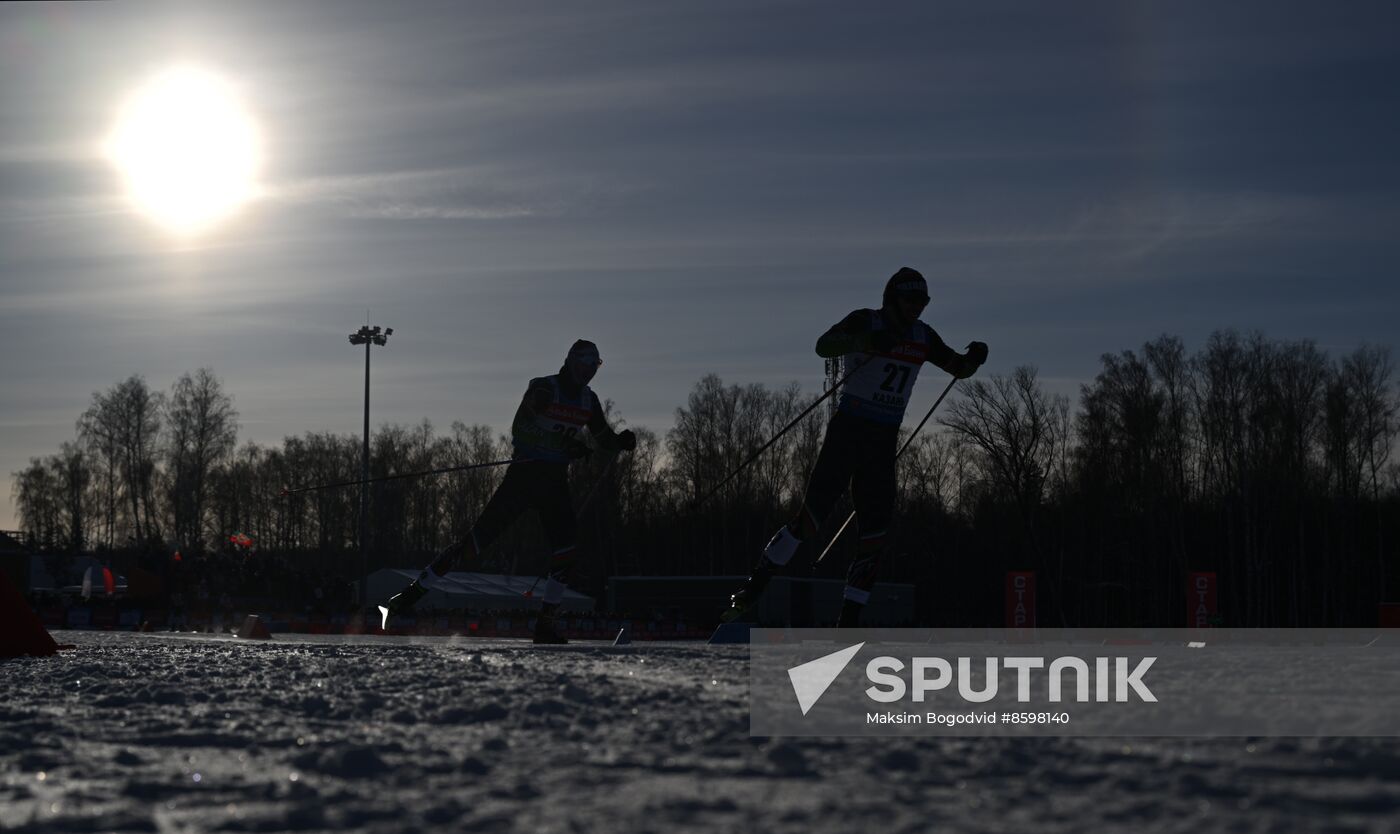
510;383;555;449
816;311;889;358
588;393;637;451
925;325;988;379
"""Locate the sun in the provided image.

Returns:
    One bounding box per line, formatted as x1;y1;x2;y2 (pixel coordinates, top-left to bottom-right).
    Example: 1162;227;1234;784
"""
103;66;263;237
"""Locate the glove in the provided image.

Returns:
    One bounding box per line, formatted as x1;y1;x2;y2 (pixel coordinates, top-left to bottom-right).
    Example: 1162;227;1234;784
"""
564;439;593;461
597;430;636;452
953;341;988;379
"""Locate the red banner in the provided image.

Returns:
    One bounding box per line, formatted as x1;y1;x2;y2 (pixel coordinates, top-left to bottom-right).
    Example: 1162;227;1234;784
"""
1188;571;1218;627
1379;603;1400;628
1005;571;1036;628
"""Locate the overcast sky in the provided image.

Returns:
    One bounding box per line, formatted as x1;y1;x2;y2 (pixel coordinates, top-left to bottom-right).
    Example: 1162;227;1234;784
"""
3;0;1398;530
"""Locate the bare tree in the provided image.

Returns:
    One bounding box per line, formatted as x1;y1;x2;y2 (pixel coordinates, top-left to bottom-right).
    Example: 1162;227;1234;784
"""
166;368;239;555
439;422;505;546
78;377;164;545
78;388;122;547
1344;346;1397;502
12;458;60;549
119;376;166;544
941;366;1070;526
1340;346;1397;592
941;366;1071;623
53;442;93;552
897;431;961;514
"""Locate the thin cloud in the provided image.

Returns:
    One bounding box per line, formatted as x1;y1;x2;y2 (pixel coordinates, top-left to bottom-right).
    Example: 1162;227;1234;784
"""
1077;191;1318;261
0;196;127;226
265;166;598;221
0;141;96;165
344;202;534;221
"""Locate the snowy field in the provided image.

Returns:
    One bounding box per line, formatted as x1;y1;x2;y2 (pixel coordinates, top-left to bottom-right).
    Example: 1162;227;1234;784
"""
3;631;1400;833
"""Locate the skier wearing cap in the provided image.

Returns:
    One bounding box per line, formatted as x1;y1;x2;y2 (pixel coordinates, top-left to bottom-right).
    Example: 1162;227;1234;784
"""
723;267;988;627
382;340;636;643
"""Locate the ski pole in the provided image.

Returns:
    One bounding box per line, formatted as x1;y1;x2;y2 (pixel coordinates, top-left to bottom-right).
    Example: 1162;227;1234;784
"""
813;375;958;566
687;357;870;510
575;449;620;516
280;457;524;496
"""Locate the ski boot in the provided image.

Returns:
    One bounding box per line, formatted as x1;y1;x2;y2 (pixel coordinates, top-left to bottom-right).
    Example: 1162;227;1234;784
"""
722;525;802;623
720;564;775;623
533;606;569;645
378;579;427;629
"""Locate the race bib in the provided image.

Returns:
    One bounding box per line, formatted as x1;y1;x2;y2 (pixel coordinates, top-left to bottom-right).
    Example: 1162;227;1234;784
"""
837;314;930;423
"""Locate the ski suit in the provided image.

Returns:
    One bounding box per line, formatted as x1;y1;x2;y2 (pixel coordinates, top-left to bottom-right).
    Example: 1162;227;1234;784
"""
798;308;975;605
431;371;629;606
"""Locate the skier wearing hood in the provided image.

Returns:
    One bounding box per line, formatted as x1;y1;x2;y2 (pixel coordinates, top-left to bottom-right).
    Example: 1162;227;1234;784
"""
383;339;636;643
724;267;988;627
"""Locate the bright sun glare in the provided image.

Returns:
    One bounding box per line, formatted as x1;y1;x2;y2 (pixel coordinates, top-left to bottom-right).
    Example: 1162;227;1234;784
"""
103;66;263;236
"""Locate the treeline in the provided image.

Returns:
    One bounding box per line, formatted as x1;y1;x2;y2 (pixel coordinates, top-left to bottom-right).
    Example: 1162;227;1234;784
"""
12;330;1399;625
1059;333;1398;627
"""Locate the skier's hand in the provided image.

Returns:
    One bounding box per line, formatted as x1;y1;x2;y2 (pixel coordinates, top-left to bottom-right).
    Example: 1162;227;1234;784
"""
596;429;636;452
564;439;593;461
954;341;989;379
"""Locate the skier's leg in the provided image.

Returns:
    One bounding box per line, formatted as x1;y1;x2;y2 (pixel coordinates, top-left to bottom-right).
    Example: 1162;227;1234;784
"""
724;414;855;621
385;536;485;617
532;465;577;644
384;464;530;618
837;529;886;628
838;426;897;628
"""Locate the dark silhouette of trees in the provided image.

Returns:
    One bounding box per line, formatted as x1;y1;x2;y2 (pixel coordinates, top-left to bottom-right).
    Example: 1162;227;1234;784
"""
165;368;239;556
11;442;93;553
77;376;164;546
1063;332;1397;625
939;366;1071;623
13;457;59;550
11;335;1399;626
666;374;821;575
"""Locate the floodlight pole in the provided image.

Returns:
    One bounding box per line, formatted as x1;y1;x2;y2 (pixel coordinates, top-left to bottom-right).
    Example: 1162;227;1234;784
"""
348;323;391;607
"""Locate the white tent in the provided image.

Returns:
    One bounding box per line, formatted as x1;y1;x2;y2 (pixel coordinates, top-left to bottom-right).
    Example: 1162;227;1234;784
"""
366;569;594;613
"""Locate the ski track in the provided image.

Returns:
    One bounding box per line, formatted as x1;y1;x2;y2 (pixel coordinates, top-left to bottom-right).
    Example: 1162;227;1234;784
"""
2;632;1398;833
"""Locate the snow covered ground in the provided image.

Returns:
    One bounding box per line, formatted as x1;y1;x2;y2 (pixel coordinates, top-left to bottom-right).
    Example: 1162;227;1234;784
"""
3;631;1399;833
